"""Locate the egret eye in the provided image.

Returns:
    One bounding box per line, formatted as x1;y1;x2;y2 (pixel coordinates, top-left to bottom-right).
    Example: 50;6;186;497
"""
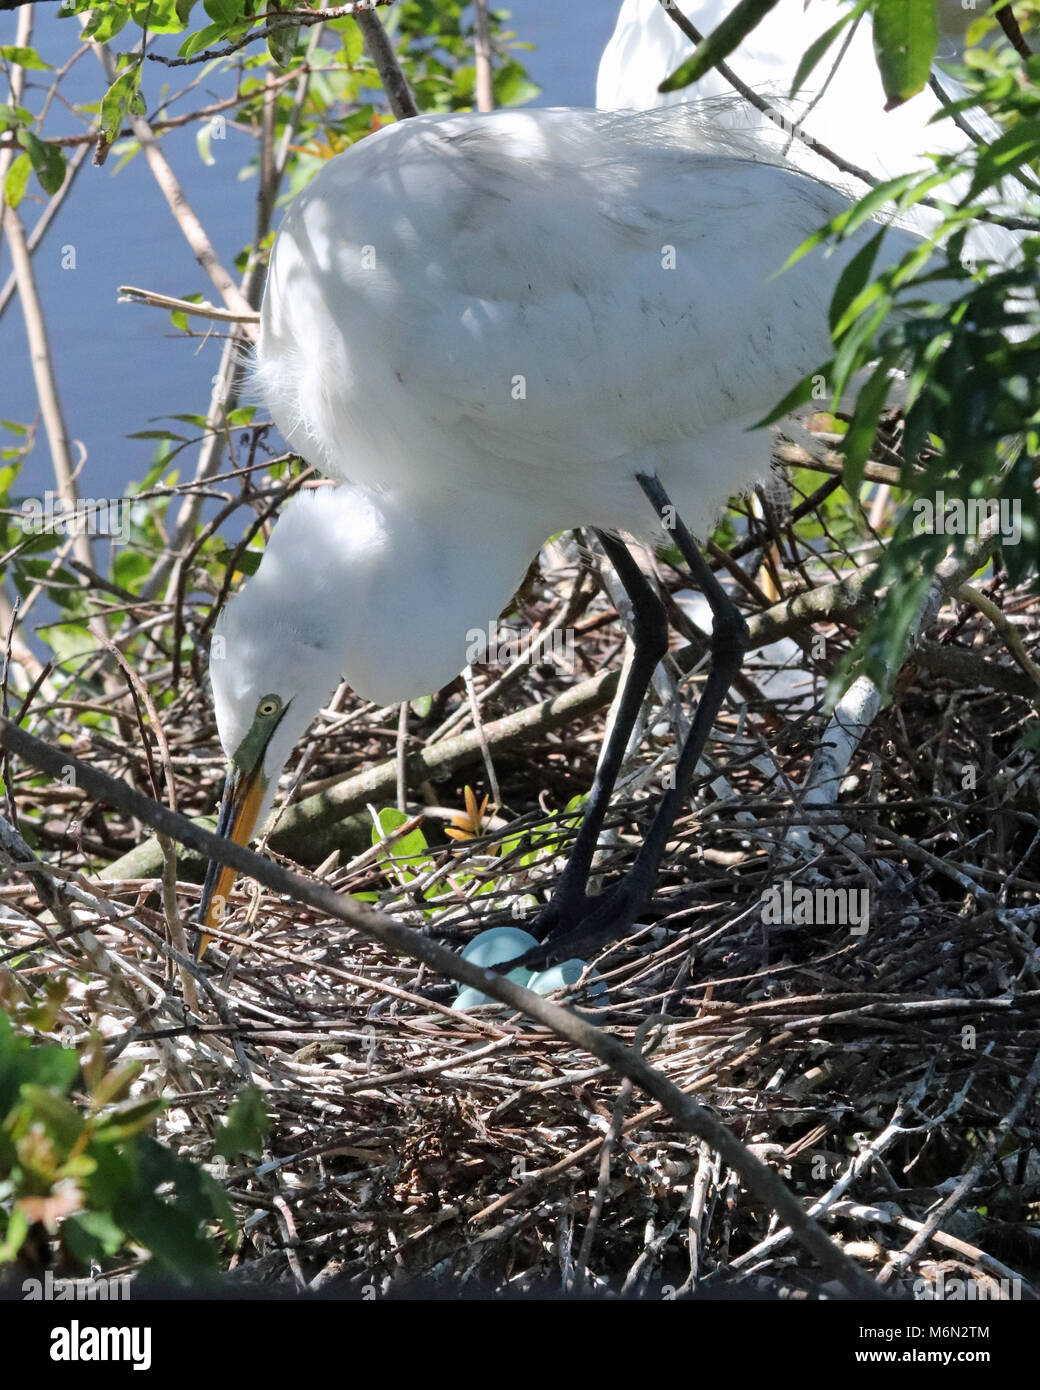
257;694;281;719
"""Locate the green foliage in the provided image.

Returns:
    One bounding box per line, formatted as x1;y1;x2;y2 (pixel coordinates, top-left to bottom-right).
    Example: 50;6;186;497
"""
871;0;937;105
660;0;782;93
15;129;65;196
372;806;435;891
367;794;585;921
790;0;870;100
213;1087;269;1160
98;59;145;147
755;7;1040;694
0;1007;237;1281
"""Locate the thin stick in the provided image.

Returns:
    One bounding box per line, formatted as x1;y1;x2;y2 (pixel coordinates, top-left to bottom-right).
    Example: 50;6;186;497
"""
396;701;409;813
356;7;418;120
474;0;494;113
996;3;1033;59
117;286;259;324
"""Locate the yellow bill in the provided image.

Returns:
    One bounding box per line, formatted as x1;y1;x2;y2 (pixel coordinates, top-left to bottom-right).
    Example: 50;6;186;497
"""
197;764;267;958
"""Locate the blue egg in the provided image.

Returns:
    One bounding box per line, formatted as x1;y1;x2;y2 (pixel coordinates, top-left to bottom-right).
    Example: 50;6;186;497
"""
528;958;607;1000
460;926;538;969
452;927;538;1009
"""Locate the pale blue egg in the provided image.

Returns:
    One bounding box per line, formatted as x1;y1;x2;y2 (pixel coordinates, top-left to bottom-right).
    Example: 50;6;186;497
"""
460;926;538;969
528;958;607;1000
452;927;538;1009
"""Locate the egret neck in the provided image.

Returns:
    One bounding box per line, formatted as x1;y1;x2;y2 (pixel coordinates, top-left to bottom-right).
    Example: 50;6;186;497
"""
199;481;545;947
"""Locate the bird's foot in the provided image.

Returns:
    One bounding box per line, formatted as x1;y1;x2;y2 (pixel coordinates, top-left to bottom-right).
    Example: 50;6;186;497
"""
526;890;587;944
517;876;649;974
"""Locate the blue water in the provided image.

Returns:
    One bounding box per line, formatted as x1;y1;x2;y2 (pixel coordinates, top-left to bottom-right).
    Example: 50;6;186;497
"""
1;3;618;499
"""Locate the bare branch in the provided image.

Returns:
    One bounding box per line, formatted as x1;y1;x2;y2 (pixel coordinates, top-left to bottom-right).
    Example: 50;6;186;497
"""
144;0;399;69
474;0;494;113
356;6;417;119
996;3;1034;58
117;284;260;325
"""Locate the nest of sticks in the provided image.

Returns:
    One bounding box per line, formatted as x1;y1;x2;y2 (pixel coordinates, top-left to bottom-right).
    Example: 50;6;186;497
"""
1;438;1039;1298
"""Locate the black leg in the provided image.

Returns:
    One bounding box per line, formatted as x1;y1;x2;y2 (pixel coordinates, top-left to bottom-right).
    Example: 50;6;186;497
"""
624;473;749;893
521;475;748;968
529;529;668;938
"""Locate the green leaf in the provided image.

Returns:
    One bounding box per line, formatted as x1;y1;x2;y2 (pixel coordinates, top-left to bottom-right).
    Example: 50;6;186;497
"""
372;806;431;883
0;104;34;130
62;1210;126;1262
968;119;1040;199
789;2;868;97
3;152;31;209
179;22;227;59
19;1085;85;1151
0;46;53;71
203;0;241;24
91;1098;163;1144
829;227;887;336
213;545;260;576
82;3;130;43
41;624;96;666
90;1061;142;1109
213;1087;268;1160
196;120;215;166
340;16;364;65
842;352;900;491
99;66;143;147
752;367;819;430
493;61;540;108
0;1034;80;1114
130;0;187;33
872;0;938;107
16;130;66;196
0;1206;30;1263
267;15;301;70
659;0;781;92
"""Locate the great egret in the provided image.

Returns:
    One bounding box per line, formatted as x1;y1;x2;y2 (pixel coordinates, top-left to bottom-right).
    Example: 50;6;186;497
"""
597;0;1019;264
199;106;937;961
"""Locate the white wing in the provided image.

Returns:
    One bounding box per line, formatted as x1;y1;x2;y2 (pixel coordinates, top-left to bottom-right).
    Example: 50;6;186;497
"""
257;107;921;543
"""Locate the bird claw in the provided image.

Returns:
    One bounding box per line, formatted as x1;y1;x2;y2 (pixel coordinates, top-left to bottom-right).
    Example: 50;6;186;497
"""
519;877;647;973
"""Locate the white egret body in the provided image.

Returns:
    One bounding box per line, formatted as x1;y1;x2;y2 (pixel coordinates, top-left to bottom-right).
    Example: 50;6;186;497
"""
597;0;1019;264
202;106;930;948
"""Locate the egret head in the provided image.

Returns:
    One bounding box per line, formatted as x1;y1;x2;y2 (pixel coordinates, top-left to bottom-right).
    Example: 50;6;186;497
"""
196;482;531;952
198;525;347;949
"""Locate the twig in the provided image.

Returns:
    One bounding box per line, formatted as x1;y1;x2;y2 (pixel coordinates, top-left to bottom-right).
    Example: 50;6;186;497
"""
117;286;260;325
356;6;418;119
474;0;494;113
956;582;1040;692
0;144;89;324
996;4;1034;59
786;520;1003;855
143;0;398;68
878;1044;1040;1287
